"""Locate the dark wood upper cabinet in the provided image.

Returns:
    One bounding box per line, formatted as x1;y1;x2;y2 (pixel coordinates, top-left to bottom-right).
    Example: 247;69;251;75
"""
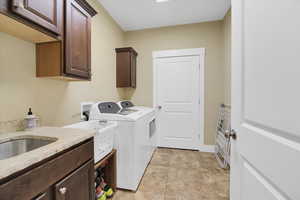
0;0;62;42
116;47;138;88
36;0;97;81
11;0;63;35
65;0;91;79
0;0;96;80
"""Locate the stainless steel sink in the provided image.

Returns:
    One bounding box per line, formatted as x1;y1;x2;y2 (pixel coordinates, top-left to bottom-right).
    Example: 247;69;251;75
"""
0;137;57;160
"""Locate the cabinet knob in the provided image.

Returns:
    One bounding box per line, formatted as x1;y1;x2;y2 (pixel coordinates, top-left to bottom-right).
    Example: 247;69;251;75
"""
59;187;67;195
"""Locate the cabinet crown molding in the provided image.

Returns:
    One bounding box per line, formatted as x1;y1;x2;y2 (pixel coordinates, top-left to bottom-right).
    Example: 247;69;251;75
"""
75;0;97;17
115;47;138;56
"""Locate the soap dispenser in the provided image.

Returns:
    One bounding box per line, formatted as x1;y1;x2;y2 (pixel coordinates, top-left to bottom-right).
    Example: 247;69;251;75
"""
24;108;38;130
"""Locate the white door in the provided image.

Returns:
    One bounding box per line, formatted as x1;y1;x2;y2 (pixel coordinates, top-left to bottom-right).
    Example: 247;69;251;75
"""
231;0;300;200
153;49;205;150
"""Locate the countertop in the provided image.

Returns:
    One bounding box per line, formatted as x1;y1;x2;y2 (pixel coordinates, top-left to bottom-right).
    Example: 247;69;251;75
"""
0;127;95;181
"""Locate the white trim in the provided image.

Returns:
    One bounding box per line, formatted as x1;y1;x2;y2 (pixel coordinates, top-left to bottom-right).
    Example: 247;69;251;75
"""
153;48;205;58
198;145;215;153
152;48;205;148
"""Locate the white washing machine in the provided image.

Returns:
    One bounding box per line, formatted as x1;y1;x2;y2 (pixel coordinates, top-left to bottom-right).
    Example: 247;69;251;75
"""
117;101;157;156
117;100;154;113
89;102;157;191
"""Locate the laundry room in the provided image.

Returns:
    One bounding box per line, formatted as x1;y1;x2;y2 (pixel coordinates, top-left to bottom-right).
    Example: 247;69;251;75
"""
4;0;292;199
0;0;230;199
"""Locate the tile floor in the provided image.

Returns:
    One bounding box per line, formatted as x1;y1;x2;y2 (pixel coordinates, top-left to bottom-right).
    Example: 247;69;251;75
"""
113;148;229;200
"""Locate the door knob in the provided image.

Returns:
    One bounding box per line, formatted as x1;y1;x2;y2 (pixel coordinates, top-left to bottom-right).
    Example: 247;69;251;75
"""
12;2;19;8
225;129;237;140
157;106;162;110
59;187;67;195
13;1;24;8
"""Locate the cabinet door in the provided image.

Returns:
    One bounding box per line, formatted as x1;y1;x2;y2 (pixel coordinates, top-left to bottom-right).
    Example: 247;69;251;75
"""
116;52;131;87
11;0;63;35
130;53;137;88
65;0;91;79
55;160;94;200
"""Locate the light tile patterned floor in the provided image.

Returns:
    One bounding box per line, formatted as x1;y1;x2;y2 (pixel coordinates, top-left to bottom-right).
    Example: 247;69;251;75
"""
113;148;229;200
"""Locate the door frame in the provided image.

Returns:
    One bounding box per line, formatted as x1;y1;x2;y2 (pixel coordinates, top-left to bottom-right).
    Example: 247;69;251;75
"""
152;48;205;148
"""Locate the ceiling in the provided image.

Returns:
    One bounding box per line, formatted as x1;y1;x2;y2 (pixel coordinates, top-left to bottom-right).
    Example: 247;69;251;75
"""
98;0;231;31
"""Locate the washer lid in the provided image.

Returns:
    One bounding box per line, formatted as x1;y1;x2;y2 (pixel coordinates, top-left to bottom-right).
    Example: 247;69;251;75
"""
90;101;152;122
98;102;121;114
118;101;134;109
119;109;139;115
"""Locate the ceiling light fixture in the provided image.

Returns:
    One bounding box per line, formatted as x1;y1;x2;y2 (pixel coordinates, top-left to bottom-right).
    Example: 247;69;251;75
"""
156;0;169;3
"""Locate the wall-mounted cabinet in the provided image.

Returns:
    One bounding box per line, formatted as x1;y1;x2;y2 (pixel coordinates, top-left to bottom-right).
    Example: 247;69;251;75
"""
115;47;138;88
0;0;63;42
1;0;96;81
65;0;92;79
36;0;96;81
11;0;63;35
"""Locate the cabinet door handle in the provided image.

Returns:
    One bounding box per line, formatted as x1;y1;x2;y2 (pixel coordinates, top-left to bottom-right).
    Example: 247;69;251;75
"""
59;187;67;195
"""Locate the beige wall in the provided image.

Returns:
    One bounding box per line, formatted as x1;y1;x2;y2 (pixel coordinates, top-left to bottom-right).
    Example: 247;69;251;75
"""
0;0;125;132
0;2;231;145
0;32;38;131
124;21;225;145
223;10;231;105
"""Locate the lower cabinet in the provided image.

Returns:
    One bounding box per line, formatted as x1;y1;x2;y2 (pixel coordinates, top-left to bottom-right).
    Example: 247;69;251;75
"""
32;160;94;200
54;160;94;200
0;139;95;200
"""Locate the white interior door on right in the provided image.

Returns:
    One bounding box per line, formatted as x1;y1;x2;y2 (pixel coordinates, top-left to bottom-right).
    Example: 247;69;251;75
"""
231;0;300;200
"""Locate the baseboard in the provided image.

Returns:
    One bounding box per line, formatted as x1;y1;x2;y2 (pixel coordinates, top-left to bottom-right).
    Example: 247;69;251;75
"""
198;145;215;153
